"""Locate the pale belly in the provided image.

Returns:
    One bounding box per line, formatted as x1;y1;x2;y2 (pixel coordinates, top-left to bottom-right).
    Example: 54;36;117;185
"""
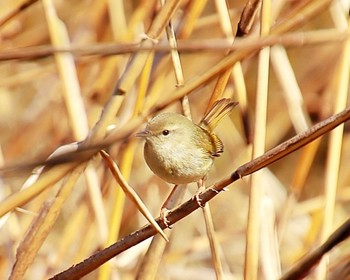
144;142;213;185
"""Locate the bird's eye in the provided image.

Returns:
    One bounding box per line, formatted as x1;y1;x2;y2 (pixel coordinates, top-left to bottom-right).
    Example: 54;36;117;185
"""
162;130;170;136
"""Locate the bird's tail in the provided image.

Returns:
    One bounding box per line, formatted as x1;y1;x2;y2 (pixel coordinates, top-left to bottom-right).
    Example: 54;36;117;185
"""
200;98;238;131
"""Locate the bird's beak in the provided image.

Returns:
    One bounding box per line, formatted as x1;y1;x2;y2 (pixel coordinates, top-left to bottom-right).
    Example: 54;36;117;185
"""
135;130;149;138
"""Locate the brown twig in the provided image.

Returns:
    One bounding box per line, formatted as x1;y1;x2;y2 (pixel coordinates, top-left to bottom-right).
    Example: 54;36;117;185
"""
0;29;348;61
236;0;261;37
280;218;350;280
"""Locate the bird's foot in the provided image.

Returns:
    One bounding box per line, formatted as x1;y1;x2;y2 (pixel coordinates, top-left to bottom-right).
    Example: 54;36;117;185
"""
160;207;172;229
194;191;206;208
195;178;206;207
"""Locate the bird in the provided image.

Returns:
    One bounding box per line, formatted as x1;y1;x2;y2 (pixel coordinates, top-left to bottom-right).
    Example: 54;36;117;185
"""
136;98;238;187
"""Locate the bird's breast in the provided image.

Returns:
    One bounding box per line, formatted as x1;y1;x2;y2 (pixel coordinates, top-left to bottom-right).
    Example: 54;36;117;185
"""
143;140;213;185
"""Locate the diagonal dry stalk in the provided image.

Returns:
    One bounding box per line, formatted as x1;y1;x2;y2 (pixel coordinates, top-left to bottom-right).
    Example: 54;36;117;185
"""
280;218;350;280
100;150;168;241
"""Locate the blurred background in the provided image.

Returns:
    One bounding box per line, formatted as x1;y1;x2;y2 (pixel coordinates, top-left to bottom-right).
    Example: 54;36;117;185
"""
0;0;349;279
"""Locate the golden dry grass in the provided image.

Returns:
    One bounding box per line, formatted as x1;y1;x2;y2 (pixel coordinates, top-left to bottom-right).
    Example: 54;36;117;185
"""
0;0;350;279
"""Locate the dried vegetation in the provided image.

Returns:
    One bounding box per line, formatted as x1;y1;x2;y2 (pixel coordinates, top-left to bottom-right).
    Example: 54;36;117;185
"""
0;0;350;279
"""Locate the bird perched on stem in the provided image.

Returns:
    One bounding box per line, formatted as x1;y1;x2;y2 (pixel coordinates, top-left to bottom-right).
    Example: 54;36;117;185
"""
136;98;238;190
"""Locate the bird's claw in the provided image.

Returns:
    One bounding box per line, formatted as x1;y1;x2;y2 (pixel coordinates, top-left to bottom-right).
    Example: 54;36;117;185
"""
194;192;206;208
160;208;172;229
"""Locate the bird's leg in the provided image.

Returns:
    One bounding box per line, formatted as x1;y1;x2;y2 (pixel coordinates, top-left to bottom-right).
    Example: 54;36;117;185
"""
160;184;181;228
160;208;171;229
195;177;206;207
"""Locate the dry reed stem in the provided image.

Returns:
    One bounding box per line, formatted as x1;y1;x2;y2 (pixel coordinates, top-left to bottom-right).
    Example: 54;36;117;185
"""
107;0;127;40
237;0;261;36
94;0;151;97
50;204;88;268
1;29;350;61
280;218;350;280
9;2;106;266
196;2;236;278
43;0;108;244
317;14;350;279
0;64;55;87
134;7;188;278
10;164;84;279
277;139;322;242
260;198;281;278
100;150;168;241
135;53;154;116
177;0;207;39
245;0;271;278
136;233;171;280
201;202;225;279
165;19;184;87
232;62;251;142
163;7;190;118
136;185;186;280
271;0;332;35
98;140;138;280
269;39;313;247
205;0;235;114
43;0;88;140
270;45;311;133
0;163;80;217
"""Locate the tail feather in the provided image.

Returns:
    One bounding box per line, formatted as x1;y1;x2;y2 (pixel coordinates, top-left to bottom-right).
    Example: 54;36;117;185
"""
200;98;238;131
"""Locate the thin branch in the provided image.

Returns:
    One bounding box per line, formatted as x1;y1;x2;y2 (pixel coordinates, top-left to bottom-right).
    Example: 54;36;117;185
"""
280;218;350;280
0;30;348;61
236;0;261;37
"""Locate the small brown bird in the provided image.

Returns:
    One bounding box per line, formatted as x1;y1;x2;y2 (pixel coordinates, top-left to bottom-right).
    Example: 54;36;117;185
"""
136;99;238;186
